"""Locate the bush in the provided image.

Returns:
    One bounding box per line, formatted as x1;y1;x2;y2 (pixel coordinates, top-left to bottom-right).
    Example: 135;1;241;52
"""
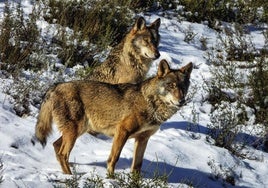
203;60;241;106
0;1;47;116
177;0;268;28
204;25;268;153
3;73;47;117
204;25;259;106
247;51;268;151
207;157;237;186
0;1;41;75
207;102;247;156
248;55;268;123
56;170;171;188
42;0;133;67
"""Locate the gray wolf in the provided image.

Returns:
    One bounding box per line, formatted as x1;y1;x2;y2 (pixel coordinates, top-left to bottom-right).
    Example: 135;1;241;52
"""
33;59;193;176
85;16;161;84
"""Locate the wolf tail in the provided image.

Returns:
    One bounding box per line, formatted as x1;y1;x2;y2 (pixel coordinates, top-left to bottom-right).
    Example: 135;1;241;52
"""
31;89;54;148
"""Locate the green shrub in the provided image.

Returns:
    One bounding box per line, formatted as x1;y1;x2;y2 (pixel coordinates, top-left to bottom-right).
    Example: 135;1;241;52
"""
113;171;169;188
248;55;268;123
0;1;41;75
204;25;268;154
3;72;49;117
42;0;133;67
56;169;171;188
178;0;268;28
204;27;257;106
0;1;47;117
207;102;247;156
247;51;268;151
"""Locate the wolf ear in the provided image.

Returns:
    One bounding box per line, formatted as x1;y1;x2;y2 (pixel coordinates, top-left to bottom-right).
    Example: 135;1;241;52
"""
133;17;146;32
149;18;161;30
157;59;171;78
180;62;193;79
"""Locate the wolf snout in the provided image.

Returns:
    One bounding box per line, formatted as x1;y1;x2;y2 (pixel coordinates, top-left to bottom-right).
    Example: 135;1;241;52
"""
154;51;160;59
145;51;160;60
178;98;186;106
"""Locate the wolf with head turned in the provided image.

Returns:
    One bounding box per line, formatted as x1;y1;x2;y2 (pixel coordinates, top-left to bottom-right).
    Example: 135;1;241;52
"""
86;16;161;84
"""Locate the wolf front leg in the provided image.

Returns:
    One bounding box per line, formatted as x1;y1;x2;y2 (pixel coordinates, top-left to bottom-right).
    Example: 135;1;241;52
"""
131;136;149;173
131;128;158;173
107;127;129;178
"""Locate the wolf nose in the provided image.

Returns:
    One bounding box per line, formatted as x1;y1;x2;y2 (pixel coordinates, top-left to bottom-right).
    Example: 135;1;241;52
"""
155;51;160;59
179;99;186;106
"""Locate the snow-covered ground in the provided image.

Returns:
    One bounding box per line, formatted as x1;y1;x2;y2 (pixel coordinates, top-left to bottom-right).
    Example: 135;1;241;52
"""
0;1;268;188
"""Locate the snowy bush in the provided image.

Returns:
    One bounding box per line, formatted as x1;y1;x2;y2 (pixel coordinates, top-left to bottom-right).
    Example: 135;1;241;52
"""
3;74;46;117
0;1;41;75
247;53;268;151
204;24;268;154
207;157;237;186
177;0;268;28
57;170;171;188
207;102;247;156
42;0;133;67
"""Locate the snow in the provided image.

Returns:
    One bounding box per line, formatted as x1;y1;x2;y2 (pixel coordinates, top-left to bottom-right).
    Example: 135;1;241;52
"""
1;2;268;188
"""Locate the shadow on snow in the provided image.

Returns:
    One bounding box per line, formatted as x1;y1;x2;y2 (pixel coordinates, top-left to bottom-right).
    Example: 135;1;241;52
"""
161;121;262;149
77;157;249;188
71;121;259;188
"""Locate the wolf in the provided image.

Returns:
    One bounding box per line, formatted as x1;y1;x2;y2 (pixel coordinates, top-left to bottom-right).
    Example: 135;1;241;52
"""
33;59;193;176
85;16;161;84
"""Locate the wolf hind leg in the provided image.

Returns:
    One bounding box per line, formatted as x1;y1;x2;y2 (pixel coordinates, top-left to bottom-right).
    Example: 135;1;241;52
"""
53;127;78;174
53;136;62;162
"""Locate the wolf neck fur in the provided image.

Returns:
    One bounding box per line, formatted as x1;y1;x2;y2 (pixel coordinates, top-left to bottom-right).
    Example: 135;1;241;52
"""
141;80;178;124
146;95;178;124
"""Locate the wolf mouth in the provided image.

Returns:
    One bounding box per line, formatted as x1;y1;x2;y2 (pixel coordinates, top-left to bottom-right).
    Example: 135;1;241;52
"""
169;99;186;108
145;53;159;60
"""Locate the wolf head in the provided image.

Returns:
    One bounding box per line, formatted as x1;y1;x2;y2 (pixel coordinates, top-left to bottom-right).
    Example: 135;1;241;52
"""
153;59;193;108
129;17;161;60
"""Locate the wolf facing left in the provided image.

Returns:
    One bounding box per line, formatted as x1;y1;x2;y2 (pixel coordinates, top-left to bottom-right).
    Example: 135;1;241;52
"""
32;59;193;176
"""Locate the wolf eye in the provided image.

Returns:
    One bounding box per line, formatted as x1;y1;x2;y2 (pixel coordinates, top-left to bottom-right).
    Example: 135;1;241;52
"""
167;82;176;89
143;38;150;45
